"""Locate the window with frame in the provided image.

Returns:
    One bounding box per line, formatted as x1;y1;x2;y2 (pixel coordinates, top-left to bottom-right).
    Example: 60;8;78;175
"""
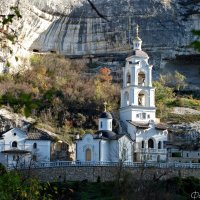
12;141;17;148
142;113;146;119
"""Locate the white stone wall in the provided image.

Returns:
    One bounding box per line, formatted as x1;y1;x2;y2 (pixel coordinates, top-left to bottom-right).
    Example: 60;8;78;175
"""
76;134;100;162
0;128;52;166
99;118;112;131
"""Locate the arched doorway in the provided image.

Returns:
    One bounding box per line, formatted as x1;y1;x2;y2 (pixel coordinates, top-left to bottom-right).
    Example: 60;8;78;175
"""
138;71;145;86
12;141;17;148
85;148;91;161
148;139;154;148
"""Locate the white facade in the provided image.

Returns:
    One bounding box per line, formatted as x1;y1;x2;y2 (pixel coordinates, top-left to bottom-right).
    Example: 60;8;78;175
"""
76;110;133;163
76;26;168;164
76;133;133;162
120;26;168;162
99;118;112;131
0;128;59;167
119;28;155;123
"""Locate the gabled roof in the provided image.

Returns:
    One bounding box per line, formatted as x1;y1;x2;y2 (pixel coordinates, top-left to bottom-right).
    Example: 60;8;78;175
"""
127;120;168;130
27;128;56;141
0;127;56;141
127;121;149;129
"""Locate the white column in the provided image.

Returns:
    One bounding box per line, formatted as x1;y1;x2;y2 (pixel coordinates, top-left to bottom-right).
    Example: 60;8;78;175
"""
130;88;134;105
148;66;152;87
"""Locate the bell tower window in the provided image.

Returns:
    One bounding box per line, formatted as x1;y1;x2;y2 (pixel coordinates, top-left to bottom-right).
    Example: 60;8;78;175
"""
124;91;129;106
138;71;145;86
138;91;146;106
126;72;131;86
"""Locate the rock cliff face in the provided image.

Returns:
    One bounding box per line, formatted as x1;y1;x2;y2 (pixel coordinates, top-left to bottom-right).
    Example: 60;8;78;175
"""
2;0;200;70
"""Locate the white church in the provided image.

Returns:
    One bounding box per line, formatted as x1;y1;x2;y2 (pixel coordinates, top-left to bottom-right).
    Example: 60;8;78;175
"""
76;25;168;163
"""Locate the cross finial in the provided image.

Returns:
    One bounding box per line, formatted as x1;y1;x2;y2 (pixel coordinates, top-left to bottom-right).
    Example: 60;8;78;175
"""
136;24;139;38
103;101;107;112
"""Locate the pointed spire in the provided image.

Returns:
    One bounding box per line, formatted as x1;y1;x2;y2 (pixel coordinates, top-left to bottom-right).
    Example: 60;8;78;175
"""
103;101;107;112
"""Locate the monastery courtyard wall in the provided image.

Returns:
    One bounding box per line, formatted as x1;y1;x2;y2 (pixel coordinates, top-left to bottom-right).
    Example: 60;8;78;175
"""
20;166;200;182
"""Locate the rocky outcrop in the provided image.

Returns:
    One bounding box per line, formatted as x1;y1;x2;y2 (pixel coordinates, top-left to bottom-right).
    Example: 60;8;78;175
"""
1;0;200;67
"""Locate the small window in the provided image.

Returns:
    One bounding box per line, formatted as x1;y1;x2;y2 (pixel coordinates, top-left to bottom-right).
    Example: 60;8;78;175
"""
158;141;162;149
100;121;103;128
142;113;146;119
33;143;37;149
12;141;17;148
187;153;189;157
141;141;144;148
136;114;139;118
147;115;150;119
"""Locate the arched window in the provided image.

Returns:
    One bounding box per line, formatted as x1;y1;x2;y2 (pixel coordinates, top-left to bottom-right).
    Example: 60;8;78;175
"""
148;139;154;149
12;141;17;148
138;91;146;106
85;148;91;161
33;143;37;149
126;72;131;85
124;91;129;106
141;141;145;148
138;71;146;86
158;141;162;149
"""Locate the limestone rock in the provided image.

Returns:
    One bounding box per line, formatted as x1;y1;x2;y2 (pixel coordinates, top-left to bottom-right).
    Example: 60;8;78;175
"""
1;0;200;81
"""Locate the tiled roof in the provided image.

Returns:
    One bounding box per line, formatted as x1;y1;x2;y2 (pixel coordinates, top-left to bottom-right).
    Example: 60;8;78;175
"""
127;121;149;129
127;121;168;130
27;128;55;141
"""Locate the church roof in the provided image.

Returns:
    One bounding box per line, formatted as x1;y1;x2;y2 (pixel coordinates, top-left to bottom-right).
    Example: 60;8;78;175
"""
100;112;113;119
27;128;56;141
127;121;168;130
94;130;116;139
133;50;148;58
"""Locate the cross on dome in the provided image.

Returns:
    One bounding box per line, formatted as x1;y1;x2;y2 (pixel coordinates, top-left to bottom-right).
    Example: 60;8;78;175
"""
103;101;107;112
133;24;142;50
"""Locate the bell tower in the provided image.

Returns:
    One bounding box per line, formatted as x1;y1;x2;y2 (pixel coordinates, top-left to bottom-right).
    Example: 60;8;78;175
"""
119;25;156;124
